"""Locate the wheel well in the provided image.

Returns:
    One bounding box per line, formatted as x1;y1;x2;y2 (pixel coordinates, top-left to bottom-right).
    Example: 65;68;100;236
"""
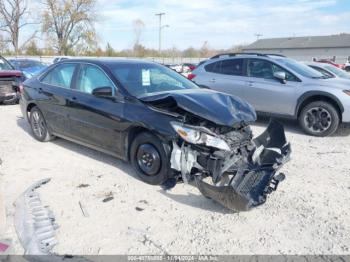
126;127;172;162
297;95;342;121
126;127;151;161
26;103;37;118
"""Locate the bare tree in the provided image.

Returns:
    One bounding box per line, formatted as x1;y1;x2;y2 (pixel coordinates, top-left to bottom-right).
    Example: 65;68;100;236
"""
200;41;211;58
133;19;144;46
0;0;37;55
132;19;144;56
0;33;9;53
42;0;97;55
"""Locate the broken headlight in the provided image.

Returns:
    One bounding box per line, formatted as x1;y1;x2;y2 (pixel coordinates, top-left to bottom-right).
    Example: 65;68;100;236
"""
171;122;231;151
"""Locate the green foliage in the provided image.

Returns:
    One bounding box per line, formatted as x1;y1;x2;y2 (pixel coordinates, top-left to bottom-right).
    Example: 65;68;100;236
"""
25;41;42;56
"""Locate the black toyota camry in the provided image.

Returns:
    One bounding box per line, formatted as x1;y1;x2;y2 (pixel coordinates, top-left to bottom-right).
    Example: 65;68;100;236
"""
20;59;291;211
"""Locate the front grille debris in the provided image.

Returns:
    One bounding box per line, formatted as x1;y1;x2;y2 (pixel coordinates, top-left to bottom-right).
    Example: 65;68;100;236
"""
14;178;58;255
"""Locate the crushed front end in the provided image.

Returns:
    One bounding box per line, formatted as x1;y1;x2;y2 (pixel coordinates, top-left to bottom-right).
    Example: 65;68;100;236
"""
170;119;291;211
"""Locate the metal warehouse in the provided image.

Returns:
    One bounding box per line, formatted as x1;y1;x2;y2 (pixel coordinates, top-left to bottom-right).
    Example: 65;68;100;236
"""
242;33;350;63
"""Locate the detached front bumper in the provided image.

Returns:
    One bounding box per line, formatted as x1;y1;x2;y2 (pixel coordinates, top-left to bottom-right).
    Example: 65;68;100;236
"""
171;120;291;211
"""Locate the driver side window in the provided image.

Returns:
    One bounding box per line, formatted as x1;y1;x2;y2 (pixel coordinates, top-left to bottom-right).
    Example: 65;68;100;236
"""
76;64;116;95
247;59;298;82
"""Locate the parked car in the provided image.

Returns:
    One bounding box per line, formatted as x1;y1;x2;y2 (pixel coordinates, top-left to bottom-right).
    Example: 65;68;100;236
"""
53;57;70;64
0;55;23;104
9;59;47;79
306;62;350;80
314;59;345;69
344;62;350;72
191;53;350;136
20;59;290;211
182;63;196;72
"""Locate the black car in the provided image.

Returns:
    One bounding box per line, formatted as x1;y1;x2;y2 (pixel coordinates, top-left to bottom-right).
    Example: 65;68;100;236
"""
20;59;291;211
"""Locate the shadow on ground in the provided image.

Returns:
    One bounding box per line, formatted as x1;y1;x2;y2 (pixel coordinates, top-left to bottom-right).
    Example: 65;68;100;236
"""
16;117;134;178
159;189;234;214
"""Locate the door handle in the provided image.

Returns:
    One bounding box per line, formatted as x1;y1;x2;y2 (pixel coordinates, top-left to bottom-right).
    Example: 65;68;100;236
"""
209;78;216;83
247;81;254;87
71;96;77;101
38;87;43;93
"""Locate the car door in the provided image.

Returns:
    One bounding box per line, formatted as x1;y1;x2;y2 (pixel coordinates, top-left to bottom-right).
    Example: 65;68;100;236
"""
242;58;299;116
196;59;246;98
39;63;78;136
65;63;125;155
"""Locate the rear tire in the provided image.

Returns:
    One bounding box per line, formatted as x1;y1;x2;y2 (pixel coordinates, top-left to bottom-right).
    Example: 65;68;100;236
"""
298;101;339;137
29;106;55;142
130;132;171;185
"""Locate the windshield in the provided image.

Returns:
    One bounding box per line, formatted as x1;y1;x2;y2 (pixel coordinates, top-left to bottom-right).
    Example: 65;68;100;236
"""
0;57;14;70
276;58;324;78
324;65;350;79
107;62;199;97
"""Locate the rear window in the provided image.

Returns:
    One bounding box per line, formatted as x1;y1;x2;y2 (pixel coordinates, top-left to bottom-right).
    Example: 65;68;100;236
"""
205;61;221;73
204;59;244;76
41;63;76;89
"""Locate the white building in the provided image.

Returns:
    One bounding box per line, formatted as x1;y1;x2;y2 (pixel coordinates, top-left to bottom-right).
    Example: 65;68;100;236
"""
242;34;350;63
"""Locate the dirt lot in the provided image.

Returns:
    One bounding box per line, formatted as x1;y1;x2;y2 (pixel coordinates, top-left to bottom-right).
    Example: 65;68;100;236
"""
1;104;350;255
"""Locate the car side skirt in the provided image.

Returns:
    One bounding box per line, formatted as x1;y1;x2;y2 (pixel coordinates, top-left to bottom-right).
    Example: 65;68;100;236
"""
51;132;128;162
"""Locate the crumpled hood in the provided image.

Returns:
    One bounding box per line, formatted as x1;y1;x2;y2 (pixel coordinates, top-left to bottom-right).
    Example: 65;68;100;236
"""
140;89;257;127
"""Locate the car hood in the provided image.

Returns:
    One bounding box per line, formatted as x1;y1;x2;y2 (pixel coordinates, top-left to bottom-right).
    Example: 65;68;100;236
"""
0;70;22;77
139;89;257;127
309;77;350;89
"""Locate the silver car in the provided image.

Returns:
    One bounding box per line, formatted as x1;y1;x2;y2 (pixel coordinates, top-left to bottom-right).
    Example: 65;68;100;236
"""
306;62;350;80
192;53;350;136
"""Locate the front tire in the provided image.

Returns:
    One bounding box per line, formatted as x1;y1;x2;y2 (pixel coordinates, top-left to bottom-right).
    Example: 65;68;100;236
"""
130;132;171;185
29;106;54;142
299;101;339;137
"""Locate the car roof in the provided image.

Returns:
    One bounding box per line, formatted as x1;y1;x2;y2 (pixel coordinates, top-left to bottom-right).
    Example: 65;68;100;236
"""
9;58;42;62
201;53;286;66
59;58;158;67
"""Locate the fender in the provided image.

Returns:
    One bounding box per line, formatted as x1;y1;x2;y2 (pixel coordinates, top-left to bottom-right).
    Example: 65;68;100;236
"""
295;91;344;116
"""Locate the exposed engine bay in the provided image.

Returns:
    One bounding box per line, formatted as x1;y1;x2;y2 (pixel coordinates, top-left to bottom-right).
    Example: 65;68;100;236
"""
169;117;291;211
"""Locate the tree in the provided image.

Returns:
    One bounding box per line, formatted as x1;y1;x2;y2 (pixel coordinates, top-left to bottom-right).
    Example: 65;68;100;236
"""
182;47;200;58
25;40;42;55
105;42;115;57
200;41;211;58
132;19;144;56
0;0;37;55
42;0;97;55
0;34;9;53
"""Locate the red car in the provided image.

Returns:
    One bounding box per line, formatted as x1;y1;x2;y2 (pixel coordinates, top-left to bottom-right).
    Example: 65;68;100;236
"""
315;59;345;70
0;55;23;105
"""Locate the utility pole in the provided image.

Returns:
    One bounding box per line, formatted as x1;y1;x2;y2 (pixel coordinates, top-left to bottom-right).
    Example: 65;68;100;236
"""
155;12;165;54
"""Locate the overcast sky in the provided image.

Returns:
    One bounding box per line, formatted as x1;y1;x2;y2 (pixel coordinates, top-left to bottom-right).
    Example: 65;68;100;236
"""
23;0;350;50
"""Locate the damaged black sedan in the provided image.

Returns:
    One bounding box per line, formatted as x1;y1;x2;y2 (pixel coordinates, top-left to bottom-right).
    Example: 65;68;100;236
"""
20;59;291;211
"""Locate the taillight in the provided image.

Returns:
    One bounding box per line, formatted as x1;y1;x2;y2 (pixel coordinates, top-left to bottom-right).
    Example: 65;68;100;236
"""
188;73;196;80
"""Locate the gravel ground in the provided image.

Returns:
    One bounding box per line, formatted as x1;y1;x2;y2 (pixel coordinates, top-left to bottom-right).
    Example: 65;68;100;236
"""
0;104;350;255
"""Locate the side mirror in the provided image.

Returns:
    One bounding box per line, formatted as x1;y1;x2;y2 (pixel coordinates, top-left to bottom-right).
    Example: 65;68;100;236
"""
273;71;286;84
92;86;113;97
